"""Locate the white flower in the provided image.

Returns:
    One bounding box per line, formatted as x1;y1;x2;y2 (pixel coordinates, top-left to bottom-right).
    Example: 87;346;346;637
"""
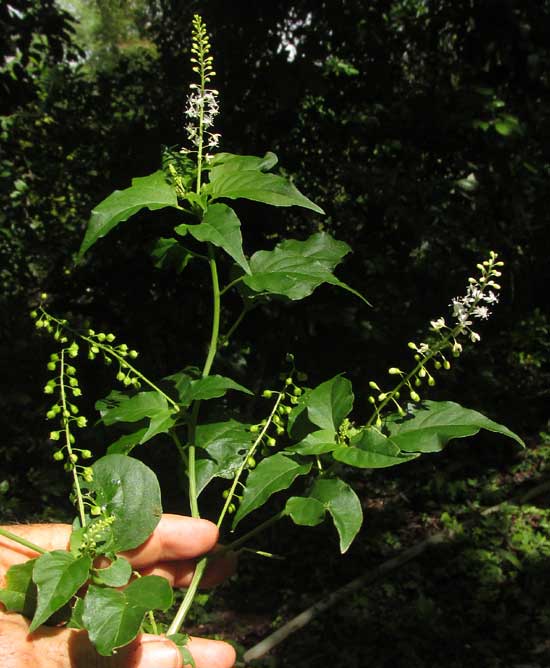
472;305;490;320
430;317;446;331
418;343;430;354
470;331;481;343
484;291;499;305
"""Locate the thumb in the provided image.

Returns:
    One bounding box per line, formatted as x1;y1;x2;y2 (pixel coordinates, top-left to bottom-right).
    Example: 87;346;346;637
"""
124;636;183;668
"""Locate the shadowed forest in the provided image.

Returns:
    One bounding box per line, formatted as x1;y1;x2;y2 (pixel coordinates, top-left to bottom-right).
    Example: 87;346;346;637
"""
1;2;549;666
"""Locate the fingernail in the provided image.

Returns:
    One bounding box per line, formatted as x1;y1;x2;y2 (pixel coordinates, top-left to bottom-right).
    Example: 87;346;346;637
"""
139;641;181;668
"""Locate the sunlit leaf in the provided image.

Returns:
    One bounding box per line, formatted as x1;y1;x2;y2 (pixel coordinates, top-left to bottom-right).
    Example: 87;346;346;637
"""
243;233;369;304
233;453;311;528
386;400;525;453
309;478;362;553
78;171;178;258
82;577;172;655
30;551;91;631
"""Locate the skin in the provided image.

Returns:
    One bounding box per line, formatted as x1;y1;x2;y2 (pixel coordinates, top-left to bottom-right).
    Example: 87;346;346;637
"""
0;515;237;668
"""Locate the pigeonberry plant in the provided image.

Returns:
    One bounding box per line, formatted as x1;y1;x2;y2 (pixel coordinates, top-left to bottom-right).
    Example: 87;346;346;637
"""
0;15;524;663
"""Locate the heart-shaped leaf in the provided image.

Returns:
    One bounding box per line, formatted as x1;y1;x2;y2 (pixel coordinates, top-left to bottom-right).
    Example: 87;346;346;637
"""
309;478;362;553
233;453;311;528
88;454;162;552
78;171;178;258
30;551;91;631
82;576;172;655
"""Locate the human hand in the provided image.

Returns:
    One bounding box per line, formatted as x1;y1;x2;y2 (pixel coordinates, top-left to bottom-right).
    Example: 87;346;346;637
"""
0;515;236;668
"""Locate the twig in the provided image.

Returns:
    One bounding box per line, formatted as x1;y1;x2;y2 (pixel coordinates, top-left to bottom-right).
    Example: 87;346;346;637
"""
242;477;550;663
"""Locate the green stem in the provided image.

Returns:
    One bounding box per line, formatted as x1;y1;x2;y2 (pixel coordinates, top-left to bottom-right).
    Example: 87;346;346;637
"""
60;349;86;527
0;528;47;555
202;245;221;378
166;556;208;635
222;306;248;345
217;392;283;529
220;511;285;553
220;275;246;296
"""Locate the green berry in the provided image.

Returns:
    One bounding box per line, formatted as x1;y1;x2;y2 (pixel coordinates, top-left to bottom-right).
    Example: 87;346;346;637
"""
276;427;285;435
53;450;64;461
267;437;276;447
222;489;230;499
262;390;273;398
293;387;302;396
250;424;259;433
129;350;138;359
49;431;60;441
81;449;92;459
90;506;101;516
106;334;115;342
228;503;236;514
247;456;256;468
47;362;56;371
285;377;292;386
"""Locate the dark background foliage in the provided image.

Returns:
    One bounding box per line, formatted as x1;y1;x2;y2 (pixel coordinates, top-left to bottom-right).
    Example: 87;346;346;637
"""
1;1;549;665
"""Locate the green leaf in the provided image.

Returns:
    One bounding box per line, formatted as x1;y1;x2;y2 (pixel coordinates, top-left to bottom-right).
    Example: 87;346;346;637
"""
167;633;196;668
30;551;91;631
303;375;354;432
285;429;338;455
99;391;169;425
332;427;419;468
176;203;250;273
285;496;326;526
98;391;176;446
0;559;37;617
208;169;324;214
92;557;132;587
151;237;195;274
386;400;525;453
233;453;312;528
78;171;178;258
88;454;162;552
208;151;278;176
243;232;369;304
309;478;363;553
195;420;251;495
167;373;252;407
67;597;85;629
82;576;172;655
107;427;148;455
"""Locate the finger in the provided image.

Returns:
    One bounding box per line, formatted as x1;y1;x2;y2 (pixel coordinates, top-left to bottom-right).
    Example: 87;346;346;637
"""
121;515;219;568
187;636;237;668
140;550;238;588
0;524;71;575
0;515;220;575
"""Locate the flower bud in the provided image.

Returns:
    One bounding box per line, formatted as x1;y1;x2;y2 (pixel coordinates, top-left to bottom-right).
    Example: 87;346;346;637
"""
49;431;60;441
106;333;115;342
53;450;64;461
368;381;380;390
388;368;402;375
410;390;421;402
267;437;276;447
81;449;92;459
250;424;259;433
262;390;273;398
247;456;256;468
443;360;451;370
